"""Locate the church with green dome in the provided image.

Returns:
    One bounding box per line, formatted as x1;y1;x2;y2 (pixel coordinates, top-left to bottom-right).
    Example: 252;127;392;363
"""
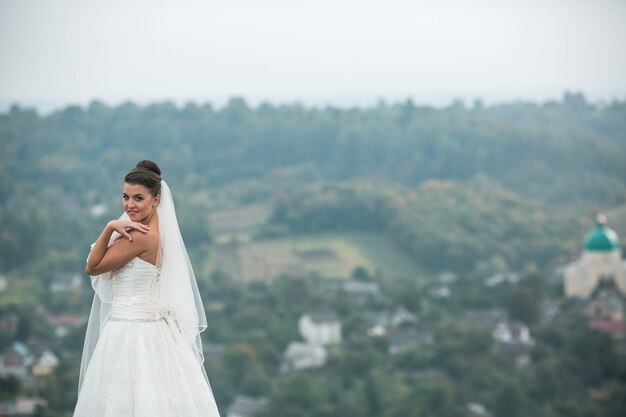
563;214;626;298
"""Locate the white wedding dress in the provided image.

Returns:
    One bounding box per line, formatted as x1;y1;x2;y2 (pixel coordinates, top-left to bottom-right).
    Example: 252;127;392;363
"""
73;256;221;417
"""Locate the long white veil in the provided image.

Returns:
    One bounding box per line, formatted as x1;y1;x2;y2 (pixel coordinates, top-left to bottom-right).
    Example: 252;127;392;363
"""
156;180;209;377
78;180;213;398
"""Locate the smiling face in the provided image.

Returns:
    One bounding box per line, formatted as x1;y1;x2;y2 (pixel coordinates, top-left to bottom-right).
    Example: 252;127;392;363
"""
122;182;159;224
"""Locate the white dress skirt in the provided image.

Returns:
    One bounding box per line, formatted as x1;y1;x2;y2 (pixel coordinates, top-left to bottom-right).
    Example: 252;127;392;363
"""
73;257;221;417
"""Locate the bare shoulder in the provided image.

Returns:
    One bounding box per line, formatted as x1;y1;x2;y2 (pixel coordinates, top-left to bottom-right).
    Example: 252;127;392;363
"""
131;228;159;265
128;227;158;248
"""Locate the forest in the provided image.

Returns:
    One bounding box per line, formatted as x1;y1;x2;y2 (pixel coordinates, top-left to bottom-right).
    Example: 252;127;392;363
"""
0;92;625;416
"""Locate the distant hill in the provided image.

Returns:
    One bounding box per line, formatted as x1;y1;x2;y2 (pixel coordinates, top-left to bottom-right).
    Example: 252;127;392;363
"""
0;94;624;274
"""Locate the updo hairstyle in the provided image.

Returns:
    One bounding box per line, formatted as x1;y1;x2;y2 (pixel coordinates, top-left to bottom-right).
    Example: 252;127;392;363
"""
124;160;162;197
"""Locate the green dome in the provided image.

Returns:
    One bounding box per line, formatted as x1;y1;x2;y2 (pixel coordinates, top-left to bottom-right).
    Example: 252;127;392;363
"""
584;222;620;252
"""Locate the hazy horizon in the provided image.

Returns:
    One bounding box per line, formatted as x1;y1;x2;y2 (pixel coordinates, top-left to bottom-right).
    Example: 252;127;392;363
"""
2;0;625;114
2;89;622;117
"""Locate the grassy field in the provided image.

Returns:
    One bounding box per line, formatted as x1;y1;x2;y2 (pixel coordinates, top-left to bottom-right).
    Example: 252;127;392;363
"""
207;231;424;282
209;205;272;235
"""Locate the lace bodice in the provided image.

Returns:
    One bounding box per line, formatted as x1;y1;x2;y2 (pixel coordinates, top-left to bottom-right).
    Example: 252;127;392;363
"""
109;257;165;321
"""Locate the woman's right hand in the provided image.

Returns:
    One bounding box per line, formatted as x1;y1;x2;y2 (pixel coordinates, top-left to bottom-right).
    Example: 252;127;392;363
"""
107;220;150;242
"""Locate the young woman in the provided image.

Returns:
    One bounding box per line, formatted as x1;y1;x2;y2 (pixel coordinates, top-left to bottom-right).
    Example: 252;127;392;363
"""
74;160;220;417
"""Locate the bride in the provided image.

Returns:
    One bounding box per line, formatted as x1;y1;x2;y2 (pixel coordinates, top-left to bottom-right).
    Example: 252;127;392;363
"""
73;160;221;416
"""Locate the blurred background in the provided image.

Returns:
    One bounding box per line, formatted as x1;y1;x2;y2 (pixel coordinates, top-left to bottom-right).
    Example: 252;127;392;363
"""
1;1;626;416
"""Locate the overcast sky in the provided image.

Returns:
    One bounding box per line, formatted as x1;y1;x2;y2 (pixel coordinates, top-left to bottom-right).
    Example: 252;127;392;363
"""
1;0;625;111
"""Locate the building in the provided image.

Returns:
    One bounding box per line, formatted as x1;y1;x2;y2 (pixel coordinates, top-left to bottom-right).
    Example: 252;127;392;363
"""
31;350;59;377
464;309;533;345
298;311;341;345
484;272;520;287
365;306;418;336
279;342;327;373
492;320;534;346
563;215;626;298
49;273;83;293
467;402;493;417
341;280;381;304
583;285;625;337
0;341;32;380
428;284;451;299
47;313;87;338
388;329;434;356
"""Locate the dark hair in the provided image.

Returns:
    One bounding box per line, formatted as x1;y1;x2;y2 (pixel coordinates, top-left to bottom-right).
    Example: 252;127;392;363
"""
124;160;162;196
